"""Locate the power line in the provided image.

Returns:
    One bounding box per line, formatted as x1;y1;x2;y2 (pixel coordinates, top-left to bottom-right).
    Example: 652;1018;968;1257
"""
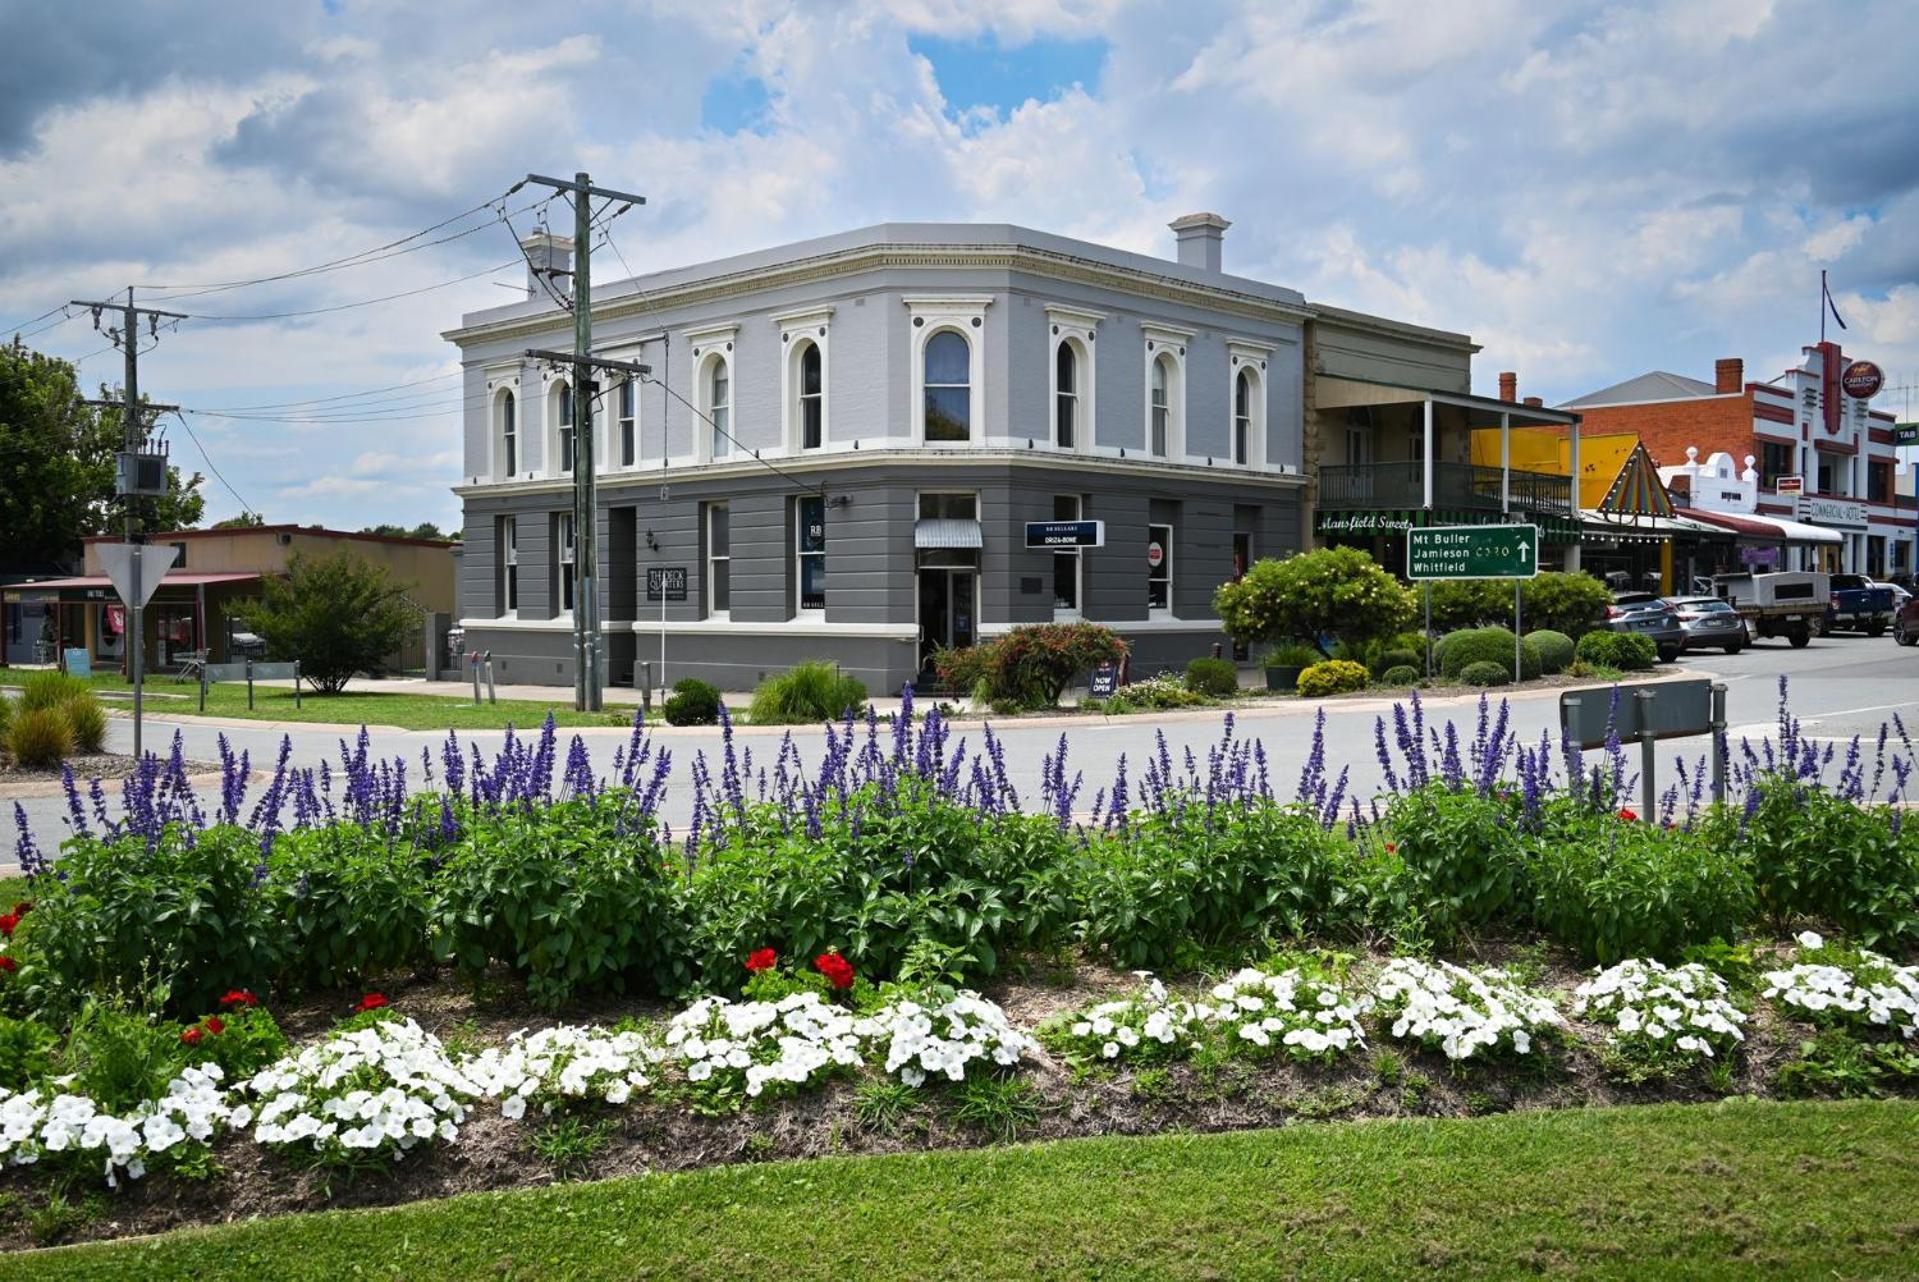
175;260;520;322
196;369;464;413
1;303;70;334
166;410;258;520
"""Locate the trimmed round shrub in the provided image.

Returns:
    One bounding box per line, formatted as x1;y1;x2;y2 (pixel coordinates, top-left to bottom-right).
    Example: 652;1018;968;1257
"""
1372;647;1420;677
1438;627;1538;680
1525;629;1575;675
663;678;723;726
1379;664;1422;686
6;705;75;767
748;661;868;725
1457;660;1511;687
1575;630;1657;672
1295;659;1369;698
1183;656;1239;698
62;695;108;755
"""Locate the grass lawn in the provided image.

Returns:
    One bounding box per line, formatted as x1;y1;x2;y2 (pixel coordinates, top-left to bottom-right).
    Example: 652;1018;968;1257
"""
13;1100;1917;1280
64;674;637;732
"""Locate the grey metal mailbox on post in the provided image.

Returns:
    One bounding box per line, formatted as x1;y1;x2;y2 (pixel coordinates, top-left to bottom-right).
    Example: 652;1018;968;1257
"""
1560;678;1728;816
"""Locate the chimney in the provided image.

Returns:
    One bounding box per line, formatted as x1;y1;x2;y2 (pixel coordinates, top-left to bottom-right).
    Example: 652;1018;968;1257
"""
1523;396;1543;407
520;232;574;301
1714;357;1743;394
1169;213;1231;273
1498;371;1518;402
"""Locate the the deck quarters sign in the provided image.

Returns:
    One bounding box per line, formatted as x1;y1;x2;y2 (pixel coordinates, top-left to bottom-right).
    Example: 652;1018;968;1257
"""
1025;520;1105;549
1405;524;1540;581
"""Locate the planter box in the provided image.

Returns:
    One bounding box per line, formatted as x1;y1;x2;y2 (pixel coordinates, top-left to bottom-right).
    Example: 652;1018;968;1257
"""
1265;665;1304;692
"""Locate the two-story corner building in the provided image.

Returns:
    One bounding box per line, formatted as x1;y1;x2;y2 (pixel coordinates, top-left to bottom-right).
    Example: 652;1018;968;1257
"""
1562;344;1907;577
1304;320;1586;575
445;216;1319;693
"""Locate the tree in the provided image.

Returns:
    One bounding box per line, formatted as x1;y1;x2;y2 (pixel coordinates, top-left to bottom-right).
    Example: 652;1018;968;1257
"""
0;338;205;568
232;551;418;695
1213;547;1416;657
211;512;266;529
361;521;450;541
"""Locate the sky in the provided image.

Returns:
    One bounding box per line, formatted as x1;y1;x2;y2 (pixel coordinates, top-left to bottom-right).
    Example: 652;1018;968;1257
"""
3;0;1918;532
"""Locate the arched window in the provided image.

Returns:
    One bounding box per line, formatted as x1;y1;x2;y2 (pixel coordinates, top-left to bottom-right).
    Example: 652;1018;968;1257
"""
498;389;517;478
924;330;971;442
554;381;575;474
616;379;636;467
1233;368;1254;466
798;341;823;450
1055;342;1078;449
707;357;731;459
1150;356;1171;457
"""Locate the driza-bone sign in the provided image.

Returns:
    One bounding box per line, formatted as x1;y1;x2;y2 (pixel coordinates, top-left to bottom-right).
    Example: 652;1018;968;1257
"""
1405;524;1540;581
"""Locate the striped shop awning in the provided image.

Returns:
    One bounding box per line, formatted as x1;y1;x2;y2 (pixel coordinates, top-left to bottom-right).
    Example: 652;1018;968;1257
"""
914;518;984;549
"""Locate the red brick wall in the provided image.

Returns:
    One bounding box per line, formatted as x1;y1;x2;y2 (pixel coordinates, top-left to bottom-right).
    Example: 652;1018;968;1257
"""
1572;395;1756;469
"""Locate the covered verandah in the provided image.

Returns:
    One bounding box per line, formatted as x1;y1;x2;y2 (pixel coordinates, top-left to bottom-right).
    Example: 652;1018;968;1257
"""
0;571;261;674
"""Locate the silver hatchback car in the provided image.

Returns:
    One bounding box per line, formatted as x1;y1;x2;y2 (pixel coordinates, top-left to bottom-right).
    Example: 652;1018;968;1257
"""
1661;596;1750;654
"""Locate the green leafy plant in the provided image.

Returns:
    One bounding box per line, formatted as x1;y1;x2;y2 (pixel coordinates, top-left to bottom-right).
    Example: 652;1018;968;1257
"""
1439;627;1536;680
17;670;91;712
1720;780;1919;946
1371;786;1527;946
1525;630;1575;674
5;704;74;767
1183;657;1239;698
948;1074;1040;1141
747;661;868;725
1574;630;1657;671
982;623;1129;710
0;1014;57;1092
266;825;436;989
852;1078;920;1135
529;1116;615;1179
1425;580;1510;632
1213;548;1416;657
1457;660;1510;687
231;550;418;695
179;995;288;1080
1295;659;1369;697
1519;572;1612;637
1263;642;1323;669
60;1000;189;1115
1379;664;1422;686
662;678;723;726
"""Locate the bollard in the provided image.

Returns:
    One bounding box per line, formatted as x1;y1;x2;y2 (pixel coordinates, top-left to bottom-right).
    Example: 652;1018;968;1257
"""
470;652;483;705
1710;682;1728;805
1635;687;1657;819
484;655;498;705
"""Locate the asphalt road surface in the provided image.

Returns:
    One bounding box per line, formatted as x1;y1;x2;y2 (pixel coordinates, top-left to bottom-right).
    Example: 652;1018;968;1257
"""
9;631;1919;859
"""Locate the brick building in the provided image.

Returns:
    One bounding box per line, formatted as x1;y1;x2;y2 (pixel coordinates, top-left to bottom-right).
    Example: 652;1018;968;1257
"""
1562;342;1909;577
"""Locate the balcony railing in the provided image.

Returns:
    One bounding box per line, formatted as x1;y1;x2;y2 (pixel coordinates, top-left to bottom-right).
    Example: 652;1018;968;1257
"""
1319;462;1573;516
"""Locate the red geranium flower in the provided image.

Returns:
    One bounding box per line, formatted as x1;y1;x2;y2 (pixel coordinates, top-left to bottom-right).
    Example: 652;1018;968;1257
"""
205;1016;226;1035
0;914;16;938
813;951;856;991
219;989;259;1008
354;993;389;1012
0;956;15;974
180;1026;204;1045
11;902;27;917
745;948;778;973
1384;842;1397;854
1617;808;1638;822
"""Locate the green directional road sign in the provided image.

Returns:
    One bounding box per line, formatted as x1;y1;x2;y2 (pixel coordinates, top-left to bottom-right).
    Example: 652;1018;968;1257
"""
1405;523;1540;581
1894;422;1919;446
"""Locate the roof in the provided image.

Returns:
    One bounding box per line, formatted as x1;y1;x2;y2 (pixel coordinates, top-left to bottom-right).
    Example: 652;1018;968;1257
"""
16;571;263;591
1561;371;1721;408
914;518;984;550
1683;510;1844;545
80;525;456;549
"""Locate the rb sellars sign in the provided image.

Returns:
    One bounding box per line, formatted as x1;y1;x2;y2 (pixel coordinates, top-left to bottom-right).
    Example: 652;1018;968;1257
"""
1025;520;1104;548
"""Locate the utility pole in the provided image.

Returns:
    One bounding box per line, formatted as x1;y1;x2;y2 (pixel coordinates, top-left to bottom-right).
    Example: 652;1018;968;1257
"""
70;288;186;759
522;172;647;712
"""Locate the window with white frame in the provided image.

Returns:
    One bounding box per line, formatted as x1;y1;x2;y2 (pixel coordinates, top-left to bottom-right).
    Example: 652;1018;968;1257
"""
797;342;823;450
553;381;575;474
688;325;738;463
1233;368;1254;466
498;516;518;615
617;379;636;468
1142;326;1189;459
1046;306;1100;450
1055;343;1079;449
778;308;832;453
497;389;518;479
907;296;990;444
706;357;731;459
796;494;826;614
705;502;730;618
552;511;576;615
923;331;971;441
1147;522;1173;613
1226;342;1270;468
1052;494;1082;617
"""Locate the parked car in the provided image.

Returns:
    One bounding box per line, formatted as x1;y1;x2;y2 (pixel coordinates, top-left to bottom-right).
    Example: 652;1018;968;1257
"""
1661;596;1749;653
1896;594;1919;646
1818;573;1896;636
1712;570;1829;648
1602;592;1687;662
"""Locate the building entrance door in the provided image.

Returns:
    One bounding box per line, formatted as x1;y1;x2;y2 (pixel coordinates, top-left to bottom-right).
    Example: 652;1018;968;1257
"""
917;568;976;677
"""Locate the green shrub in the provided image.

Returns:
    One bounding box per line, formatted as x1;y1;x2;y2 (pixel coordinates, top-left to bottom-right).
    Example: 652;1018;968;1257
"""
436;801;688;1005
931;643;996;695
1214;548;1415;654
0;694;12;745
1099;676;1210;711
1264;642;1321;669
748;661;868;725
1526;629;1575;675
1372;648;1420;678
1527;814;1755;963
231;550;416;695
663;678;723;726
1425;580;1508;632
1379;664;1422;686
1458;660;1510;687
180;1001;288;1081
1184;657;1239;698
62;695;107;755
6;705;75;767
1439;627;1537;680
1295;659;1369;697
1075;801;1361;969
1520;572;1612;637
0;1014;57;1092
1370;786;1528;947
1727;779;1919;946
937;624;1127;710
18;670;90;713
265;825;436;989
60;1001;189;1115
1575;630;1657;671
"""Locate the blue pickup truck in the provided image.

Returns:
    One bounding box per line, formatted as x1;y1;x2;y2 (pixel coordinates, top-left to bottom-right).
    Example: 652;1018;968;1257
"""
1819;574;1897;637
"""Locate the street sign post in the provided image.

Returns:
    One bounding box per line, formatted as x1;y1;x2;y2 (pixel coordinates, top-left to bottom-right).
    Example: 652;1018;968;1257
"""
646;567;689;697
95;542;178;760
1406;524;1540;683
1561;679;1729;816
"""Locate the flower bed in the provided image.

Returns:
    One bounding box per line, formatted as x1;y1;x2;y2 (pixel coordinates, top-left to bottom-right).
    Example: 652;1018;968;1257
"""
1372;959;1562;1061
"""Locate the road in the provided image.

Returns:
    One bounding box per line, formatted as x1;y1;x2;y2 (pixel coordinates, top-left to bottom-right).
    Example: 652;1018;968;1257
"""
9;633;1919;859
